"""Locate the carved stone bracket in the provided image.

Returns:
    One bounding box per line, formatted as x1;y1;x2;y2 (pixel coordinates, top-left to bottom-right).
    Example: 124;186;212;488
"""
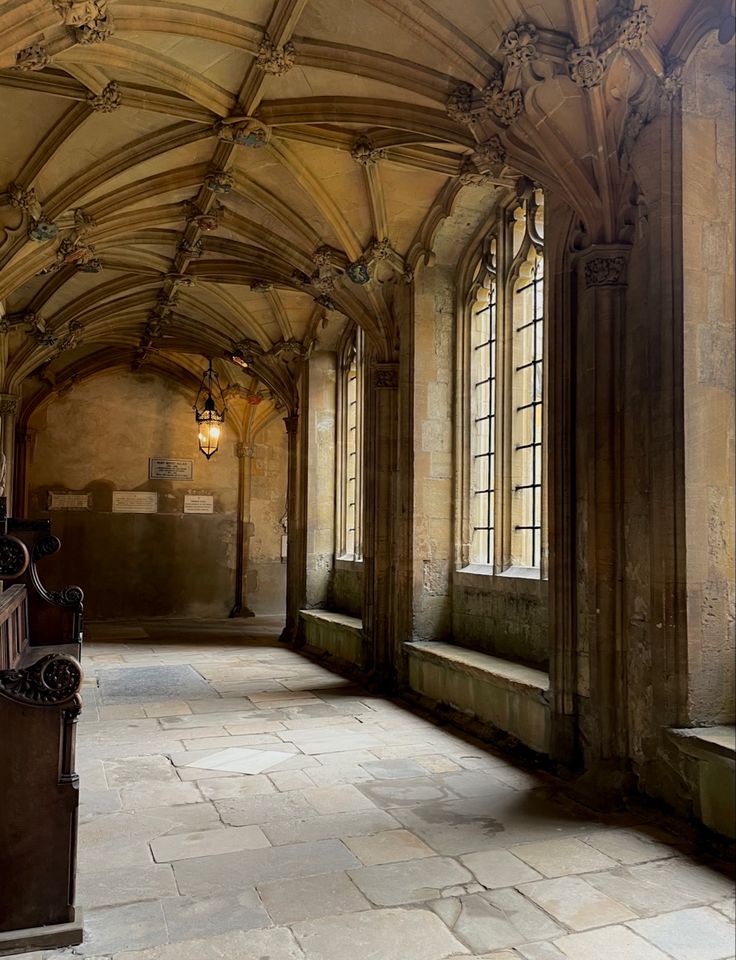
88;80;121;112
255;34;296;75
0;653;83;706
447;69;524;129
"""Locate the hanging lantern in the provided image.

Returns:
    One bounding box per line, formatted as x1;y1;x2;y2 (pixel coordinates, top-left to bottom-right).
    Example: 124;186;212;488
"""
194;360;226;459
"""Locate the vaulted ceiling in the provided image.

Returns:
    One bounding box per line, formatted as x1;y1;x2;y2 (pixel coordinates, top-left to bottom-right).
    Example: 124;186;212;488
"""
0;0;730;421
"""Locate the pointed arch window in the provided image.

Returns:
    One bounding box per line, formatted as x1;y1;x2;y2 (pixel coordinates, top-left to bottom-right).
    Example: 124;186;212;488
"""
465;185;546;574
337;328;364;559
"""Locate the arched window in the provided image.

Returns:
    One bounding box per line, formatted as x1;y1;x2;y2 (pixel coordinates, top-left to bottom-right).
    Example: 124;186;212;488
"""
465;185;546;574
337;327;364;559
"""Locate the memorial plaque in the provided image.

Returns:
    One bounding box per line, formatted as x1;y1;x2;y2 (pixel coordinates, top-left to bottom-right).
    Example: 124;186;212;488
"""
184;494;214;514
112;491;158;514
48;491;90;510
149;458;193;480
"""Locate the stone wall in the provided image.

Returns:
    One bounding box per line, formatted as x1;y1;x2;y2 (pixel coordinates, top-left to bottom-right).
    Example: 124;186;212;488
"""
681;34;736;725
25;370;286;619
245;415;289;615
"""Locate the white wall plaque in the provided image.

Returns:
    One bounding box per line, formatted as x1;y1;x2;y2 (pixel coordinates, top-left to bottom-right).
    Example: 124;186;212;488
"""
149;458;193;480
48;491;90;510
184;494;214;514
112;491;158;514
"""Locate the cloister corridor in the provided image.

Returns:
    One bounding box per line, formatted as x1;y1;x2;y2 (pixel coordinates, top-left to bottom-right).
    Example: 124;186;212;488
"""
8;619;734;960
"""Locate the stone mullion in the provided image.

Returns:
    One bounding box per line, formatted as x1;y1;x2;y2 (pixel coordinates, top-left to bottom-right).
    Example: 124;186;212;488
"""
495;206;515;571
575;244;632;787
362;361;400;685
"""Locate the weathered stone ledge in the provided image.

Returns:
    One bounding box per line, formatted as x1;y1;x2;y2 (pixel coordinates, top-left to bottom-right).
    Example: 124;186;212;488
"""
666;725;736;839
300;609;367;669
404;641;550;754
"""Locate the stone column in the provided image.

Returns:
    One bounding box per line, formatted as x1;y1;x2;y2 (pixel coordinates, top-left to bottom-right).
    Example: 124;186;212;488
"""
363;362;400;685
230;442;255;618
0;394;20;511
280;412;307;644
574;245;634;797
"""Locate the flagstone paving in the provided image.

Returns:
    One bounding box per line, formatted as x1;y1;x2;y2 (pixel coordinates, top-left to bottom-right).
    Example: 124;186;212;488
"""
12;617;734;960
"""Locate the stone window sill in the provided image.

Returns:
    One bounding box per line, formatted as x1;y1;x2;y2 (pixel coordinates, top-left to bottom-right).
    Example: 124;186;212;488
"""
335;557;363;571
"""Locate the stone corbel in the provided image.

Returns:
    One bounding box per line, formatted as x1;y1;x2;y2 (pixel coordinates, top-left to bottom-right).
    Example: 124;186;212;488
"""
7;183;59;242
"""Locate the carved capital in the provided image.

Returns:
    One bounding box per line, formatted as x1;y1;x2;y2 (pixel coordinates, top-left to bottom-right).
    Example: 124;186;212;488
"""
582;250;629;288
374;363;399;389
0;394;20;416
88;80;121;112
660;62;683;100
255;34;295;75
501;22;539;68
0;653;83;706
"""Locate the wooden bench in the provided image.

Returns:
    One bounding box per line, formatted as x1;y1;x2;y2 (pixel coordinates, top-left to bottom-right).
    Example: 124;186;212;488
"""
0;514;84;956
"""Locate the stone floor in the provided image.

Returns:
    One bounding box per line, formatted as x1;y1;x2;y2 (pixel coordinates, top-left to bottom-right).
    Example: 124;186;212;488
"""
10;619;735;960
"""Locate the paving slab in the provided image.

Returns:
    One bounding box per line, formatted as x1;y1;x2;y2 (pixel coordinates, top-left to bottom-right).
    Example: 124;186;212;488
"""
257;871;371;923
357;776;460;807
348;856;473;905
172;839;361;895
76;863;178;909
459;848;543;887
214;791;316;826
98;666;212;704
553;925;671;959
430;889;563;953
150;825;270;861
115;927;304;960
292;906;469;960
161;889;270;942
627;906;736;960
519;876;637;931
510;837;619;877
262;808;401;845
344;829;436;865
303;783;377;814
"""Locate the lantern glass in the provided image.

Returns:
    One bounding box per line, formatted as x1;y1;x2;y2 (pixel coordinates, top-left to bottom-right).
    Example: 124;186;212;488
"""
194;360;227;459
